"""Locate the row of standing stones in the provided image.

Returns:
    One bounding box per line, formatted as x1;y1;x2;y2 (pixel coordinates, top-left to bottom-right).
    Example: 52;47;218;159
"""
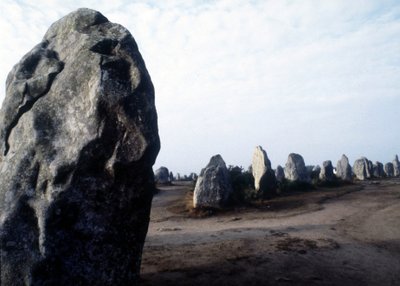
154;166;197;184
0;9;160;286
191;146;400;209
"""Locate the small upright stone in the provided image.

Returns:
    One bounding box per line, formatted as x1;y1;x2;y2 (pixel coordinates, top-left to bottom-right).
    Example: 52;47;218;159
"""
311;165;321;178
336;154;352;181
384;162;394;177
319;160;334;181
193;155;233;208
0;9;159;286
155;166;170;184
366;160;373;178
306;165;314;178
353;157;371;180
312;165;321;175
275;165;285;182
393;155;400;177
252;146;276;194
373;162;384;178
284;153;310;182
189;172;198;181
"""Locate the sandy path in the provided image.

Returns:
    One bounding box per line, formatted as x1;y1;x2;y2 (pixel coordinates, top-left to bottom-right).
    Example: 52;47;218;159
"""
141;179;400;285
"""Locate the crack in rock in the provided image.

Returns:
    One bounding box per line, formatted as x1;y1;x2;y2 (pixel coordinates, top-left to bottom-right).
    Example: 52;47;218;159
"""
1;41;64;155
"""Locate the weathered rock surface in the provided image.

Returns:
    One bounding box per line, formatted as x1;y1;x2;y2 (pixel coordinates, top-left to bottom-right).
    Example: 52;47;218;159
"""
319;160;334;181
154;166;170;184
353;157;371;180
384;162;394;177
193;155;232;208
393;155;400;177
251;146;276;194
336;154;352;181
0;9;159;286
373;162;384;178
275;165;285;182
252;146;270;190
284;153;310;182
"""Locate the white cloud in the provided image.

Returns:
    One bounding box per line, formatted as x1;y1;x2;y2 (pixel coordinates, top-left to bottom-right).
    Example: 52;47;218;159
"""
0;0;399;174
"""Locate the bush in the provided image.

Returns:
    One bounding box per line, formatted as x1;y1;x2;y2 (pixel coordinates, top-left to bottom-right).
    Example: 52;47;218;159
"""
227;165;256;205
316;177;347;188
310;170;320;185
278;178;315;193
258;170;278;199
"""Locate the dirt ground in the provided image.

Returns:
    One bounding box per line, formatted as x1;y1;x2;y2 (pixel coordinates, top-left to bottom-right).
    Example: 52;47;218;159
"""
140;179;400;286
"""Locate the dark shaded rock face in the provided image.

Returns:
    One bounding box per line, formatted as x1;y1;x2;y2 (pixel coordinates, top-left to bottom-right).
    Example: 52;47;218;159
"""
275;165;285;182
367;159;373;178
373;161;385;178
0;8;159;286
311;165;321;178
193;154;233;208
384;162;394;177
154;166;170;184
319;160;334;182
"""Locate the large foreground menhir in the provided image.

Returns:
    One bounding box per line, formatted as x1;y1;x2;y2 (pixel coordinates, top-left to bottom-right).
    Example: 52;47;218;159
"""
0;8;160;285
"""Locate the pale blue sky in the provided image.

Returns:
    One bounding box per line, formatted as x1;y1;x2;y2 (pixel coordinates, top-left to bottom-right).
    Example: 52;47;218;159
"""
0;0;399;175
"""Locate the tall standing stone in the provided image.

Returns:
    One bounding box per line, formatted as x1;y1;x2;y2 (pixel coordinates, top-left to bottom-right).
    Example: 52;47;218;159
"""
275;165;285;182
366;159;373;178
0;9;160;285
384;162;394;177
393;155;400;177
336;154;352;181
353;157;371;180
193;155;232;208
284;153;310;183
319;160;334;181
251;146;276;194
373;162;384;178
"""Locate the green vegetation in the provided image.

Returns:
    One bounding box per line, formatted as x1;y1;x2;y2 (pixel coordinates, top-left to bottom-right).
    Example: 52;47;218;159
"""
277;179;314;193
227;165;257;205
